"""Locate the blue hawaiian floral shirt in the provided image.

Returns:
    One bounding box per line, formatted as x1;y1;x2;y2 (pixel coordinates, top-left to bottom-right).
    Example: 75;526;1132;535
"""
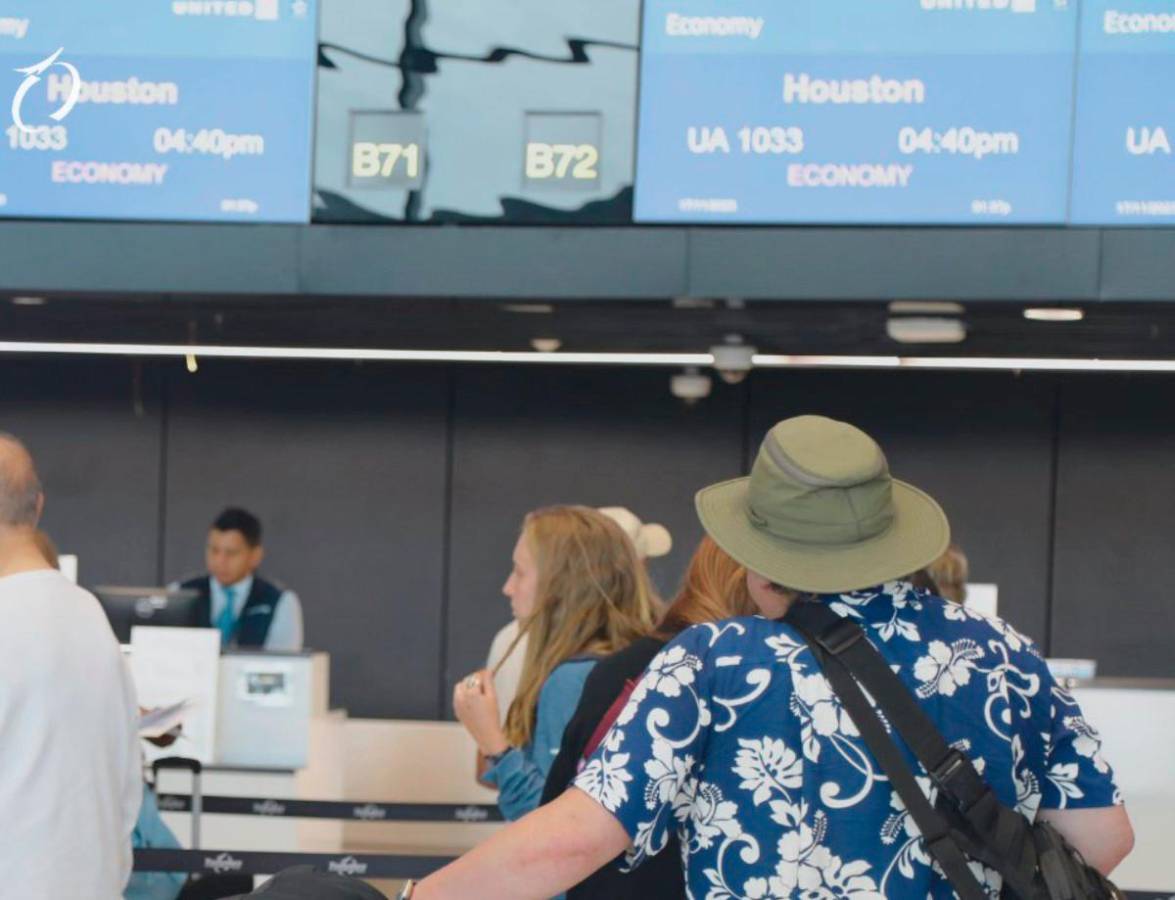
575;583;1120;900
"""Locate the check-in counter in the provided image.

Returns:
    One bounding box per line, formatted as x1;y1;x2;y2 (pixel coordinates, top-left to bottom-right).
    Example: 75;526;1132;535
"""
152;651;342;855
1069;679;1175;894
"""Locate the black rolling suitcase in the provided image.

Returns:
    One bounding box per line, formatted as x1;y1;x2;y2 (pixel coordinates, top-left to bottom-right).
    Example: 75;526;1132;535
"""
152;757;254;900
221;865;387;898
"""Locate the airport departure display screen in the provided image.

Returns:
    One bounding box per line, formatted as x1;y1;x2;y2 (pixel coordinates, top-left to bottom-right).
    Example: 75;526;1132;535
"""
636;0;1080;224
1070;0;1175;224
0;1;316;223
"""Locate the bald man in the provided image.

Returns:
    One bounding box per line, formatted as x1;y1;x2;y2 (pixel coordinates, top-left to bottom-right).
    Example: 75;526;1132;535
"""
0;434;142;899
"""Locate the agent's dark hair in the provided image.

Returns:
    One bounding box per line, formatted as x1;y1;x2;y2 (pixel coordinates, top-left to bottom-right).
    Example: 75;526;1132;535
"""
212;507;262;547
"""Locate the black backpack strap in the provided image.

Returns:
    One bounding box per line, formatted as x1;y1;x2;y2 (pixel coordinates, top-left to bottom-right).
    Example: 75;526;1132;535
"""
784;602;991;900
786;604;1044;898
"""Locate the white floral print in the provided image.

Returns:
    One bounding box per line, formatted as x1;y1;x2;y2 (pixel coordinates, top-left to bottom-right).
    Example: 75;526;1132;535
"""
688;782;742;850
1045;763;1085;808
577;748;632;813
1064;715;1112;774
734;737;803;805
913;639;984;698
645;644;703;698
642;738;695;808
792;671;859;761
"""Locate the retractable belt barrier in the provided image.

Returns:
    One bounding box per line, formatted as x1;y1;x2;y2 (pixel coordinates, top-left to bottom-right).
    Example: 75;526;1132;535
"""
134;848;457;878
132;849;1175;895
154;794;503;823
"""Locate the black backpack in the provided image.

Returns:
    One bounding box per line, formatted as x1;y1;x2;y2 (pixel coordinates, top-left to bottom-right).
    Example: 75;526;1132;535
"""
784;601;1125;900
223;866;387;899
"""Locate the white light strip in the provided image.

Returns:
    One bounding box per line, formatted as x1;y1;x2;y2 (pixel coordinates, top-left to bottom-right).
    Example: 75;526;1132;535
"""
0;341;711;367
1023;308;1085;322
752;354;1175;373
0;341;1170;374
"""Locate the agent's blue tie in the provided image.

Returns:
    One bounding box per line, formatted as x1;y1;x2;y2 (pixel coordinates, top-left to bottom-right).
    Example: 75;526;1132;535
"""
215;586;237;645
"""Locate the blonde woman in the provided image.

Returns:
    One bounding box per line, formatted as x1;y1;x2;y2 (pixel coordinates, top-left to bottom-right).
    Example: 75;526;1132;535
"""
454;506;658;821
539;535;756;899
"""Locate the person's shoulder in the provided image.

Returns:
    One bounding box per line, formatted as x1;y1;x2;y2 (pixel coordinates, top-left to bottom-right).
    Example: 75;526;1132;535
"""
600;635;666;676
912;596;1052;688
922;596;1043;655
663;616;792;667
44;576;126;644
541;656;598;701
577;636;662;694
678;614;792;645
542;657;592;686
487;619;521;660
254;573;291;595
490;619;520;647
3;569;92;605
551;655;599;677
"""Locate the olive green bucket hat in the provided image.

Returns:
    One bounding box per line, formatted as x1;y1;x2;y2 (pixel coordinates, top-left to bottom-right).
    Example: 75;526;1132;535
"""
696;415;950;594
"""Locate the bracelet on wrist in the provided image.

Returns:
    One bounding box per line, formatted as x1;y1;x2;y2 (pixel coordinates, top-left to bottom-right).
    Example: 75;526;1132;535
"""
483;746;510;766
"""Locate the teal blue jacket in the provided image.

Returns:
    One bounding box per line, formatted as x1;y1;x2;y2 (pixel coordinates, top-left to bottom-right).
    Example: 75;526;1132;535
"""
484;658;596;821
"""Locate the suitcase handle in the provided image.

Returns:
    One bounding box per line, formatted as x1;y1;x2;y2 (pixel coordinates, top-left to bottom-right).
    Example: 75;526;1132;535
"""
152;756;203;849
152;756;202;778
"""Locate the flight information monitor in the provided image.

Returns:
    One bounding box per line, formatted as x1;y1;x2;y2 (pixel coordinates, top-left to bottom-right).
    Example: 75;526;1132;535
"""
634;0;1079;224
0;1;316;223
1070;0;1175;224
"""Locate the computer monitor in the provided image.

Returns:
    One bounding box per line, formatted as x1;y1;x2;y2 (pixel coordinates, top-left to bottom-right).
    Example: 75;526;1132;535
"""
93;586;203;643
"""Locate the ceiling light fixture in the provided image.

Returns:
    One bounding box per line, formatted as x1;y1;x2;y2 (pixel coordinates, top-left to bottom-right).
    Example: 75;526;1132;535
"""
11;296;46;306
752;354;1175;373
0;340;711;367
1023;308;1085;322
0;340;1170;374
886;317;967;344
888;301;965;315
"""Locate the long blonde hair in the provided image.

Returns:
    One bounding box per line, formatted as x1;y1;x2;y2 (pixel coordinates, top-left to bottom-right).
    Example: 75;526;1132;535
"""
503;505;658;747
657;536;756;638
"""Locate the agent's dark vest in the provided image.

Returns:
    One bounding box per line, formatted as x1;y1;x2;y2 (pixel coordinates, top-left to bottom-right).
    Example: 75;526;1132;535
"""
181;574;283;648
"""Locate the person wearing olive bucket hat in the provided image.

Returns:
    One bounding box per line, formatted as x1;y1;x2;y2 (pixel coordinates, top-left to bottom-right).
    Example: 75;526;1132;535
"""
696;415;950;594
408;417;1132;900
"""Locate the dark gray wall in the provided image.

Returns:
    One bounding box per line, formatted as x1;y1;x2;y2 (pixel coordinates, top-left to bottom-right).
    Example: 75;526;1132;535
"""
2;358;1170;718
446;366;746;711
1051;377;1175;677
0;358;163;586
160;360;450;719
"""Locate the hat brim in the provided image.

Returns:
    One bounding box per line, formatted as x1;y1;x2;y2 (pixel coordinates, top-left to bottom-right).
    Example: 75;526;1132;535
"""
696;476;950;594
639;524;673;559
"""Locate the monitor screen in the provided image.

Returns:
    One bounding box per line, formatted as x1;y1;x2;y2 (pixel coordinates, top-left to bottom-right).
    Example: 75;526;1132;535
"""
94;586;203;644
1070;0;1175;224
634;0;1079;224
0;1;317;222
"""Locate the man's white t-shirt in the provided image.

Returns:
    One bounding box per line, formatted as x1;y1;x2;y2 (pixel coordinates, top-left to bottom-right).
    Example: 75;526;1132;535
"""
0;570;142;899
486;620;528;722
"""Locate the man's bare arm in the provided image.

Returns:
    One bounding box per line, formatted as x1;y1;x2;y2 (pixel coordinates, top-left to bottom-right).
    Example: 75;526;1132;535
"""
414;788;630;899
1037;805;1134;875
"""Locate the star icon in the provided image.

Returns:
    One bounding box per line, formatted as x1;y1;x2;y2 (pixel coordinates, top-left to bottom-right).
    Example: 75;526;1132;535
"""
292;0;308;17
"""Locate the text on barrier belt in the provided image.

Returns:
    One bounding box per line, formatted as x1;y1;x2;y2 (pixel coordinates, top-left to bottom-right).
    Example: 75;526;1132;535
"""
154;794;503;823
134;848;457;878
